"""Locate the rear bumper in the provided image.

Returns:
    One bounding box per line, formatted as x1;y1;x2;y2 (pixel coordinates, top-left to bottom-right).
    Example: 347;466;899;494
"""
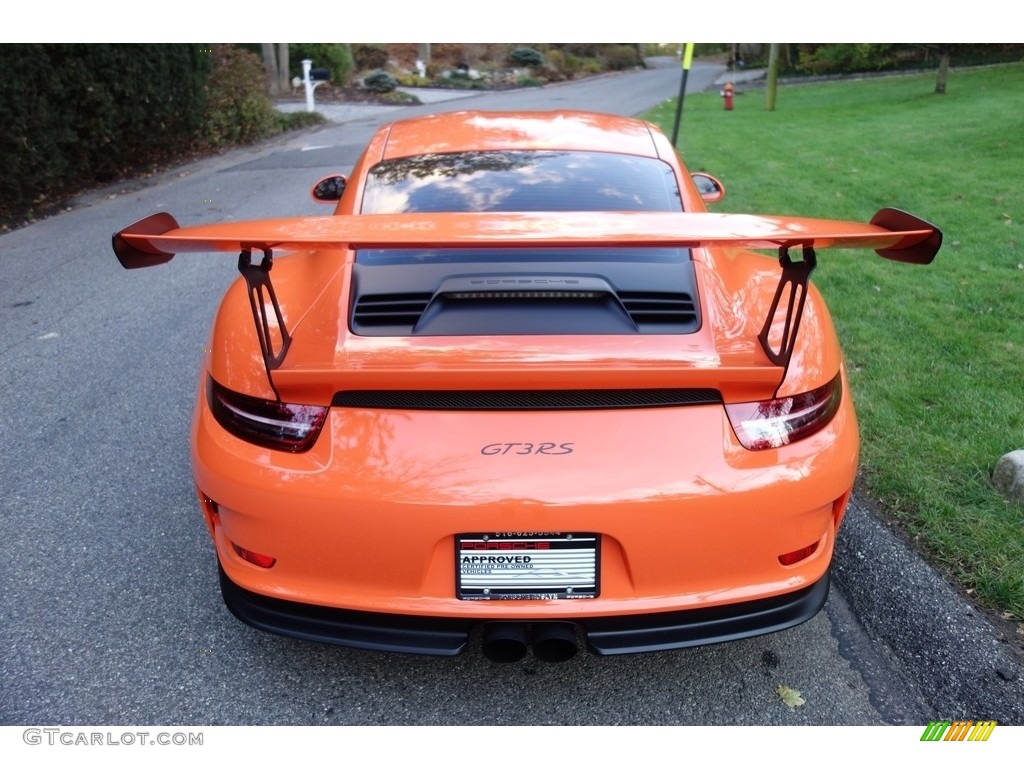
220;565;830;656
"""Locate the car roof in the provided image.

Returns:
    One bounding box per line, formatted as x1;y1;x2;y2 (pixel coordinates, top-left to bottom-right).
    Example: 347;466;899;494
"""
379;110;661;159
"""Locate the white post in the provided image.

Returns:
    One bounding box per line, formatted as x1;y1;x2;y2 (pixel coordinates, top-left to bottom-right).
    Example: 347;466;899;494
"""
302;59;315;113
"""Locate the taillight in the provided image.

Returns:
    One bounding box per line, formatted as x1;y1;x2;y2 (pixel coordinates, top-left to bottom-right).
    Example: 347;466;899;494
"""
207;376;328;452
725;374;842;450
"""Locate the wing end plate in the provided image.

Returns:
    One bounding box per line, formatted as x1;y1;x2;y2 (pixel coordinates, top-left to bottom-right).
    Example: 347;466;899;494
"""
871;207;942;264
112;212;179;269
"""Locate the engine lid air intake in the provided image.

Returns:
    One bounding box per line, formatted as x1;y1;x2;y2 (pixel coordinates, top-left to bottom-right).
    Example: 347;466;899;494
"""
350;264;700;336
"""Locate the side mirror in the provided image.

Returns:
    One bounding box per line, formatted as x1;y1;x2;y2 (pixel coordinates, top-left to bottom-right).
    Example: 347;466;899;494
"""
690;172;726;204
311;175;348;203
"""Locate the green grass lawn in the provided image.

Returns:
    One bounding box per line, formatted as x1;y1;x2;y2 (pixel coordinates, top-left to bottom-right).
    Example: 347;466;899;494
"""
645;64;1024;619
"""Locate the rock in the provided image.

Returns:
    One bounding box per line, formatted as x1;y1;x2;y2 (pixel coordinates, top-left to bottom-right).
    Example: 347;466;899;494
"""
992;450;1024;504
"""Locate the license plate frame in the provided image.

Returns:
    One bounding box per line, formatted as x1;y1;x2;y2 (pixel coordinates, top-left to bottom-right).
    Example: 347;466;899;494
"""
456;532;599;600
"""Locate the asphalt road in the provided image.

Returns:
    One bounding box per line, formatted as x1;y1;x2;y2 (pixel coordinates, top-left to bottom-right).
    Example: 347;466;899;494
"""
1;56;1021;727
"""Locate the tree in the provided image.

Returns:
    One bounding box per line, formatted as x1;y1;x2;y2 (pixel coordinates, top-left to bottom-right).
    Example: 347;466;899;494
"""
277;43;289;93
765;43;780;111
935;44;952;94
261;43;280;95
260;44;291;95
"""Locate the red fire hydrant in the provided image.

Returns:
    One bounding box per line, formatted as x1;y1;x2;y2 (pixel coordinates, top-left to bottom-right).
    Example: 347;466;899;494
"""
721;82;734;111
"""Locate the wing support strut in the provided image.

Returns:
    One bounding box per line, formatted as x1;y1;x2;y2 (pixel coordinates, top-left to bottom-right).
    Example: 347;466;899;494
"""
757;244;816;392
238;247;291;399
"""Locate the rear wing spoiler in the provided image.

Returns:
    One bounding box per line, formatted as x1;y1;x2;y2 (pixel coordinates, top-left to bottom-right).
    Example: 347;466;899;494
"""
113;208;940;267
113;208;940;396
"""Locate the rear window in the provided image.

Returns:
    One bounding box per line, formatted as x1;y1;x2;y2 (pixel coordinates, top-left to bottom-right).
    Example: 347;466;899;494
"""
361;150;683;213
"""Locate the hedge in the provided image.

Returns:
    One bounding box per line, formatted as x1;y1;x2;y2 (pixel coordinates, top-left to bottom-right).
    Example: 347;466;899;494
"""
0;44;209;218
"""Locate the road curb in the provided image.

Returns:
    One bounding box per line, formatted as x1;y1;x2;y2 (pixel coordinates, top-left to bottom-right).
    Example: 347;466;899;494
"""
833;493;1024;723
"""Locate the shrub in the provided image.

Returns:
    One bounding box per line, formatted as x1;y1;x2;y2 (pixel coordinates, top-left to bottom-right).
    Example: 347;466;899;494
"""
201;45;279;147
277;110;326;131
376;90;420;105
508;47;543;68
561;52;587;77
554;44;600;58
362;70;398;93
353;45;388;71
0;44;208;219
289;43;352;86
533;65;565;83
797;44;898;75
396;73;431;87
438;72;488;90
695;43;730;57
794;44;1024;75
545;48;580;79
602;44;640;71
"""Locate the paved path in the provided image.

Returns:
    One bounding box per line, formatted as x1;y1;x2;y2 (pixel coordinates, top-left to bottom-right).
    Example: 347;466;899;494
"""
276;58;732;125
276;86;481;123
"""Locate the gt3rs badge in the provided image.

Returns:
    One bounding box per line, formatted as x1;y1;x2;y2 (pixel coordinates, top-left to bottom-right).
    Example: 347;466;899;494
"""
480;442;574;455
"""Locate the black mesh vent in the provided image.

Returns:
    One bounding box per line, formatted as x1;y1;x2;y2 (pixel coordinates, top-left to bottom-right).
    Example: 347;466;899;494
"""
352;293;432;328
351;290;699;335
619;291;698;328
331;389;723;410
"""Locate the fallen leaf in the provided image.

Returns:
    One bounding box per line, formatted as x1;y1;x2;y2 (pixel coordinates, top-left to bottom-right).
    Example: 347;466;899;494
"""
776;684;805;708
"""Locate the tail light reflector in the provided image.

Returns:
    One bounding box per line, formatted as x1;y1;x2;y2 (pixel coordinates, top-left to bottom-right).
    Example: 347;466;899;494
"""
778;542;820;566
231;543;277;569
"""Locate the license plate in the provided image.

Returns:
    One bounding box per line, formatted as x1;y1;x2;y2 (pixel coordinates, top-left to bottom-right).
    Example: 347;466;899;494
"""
456;533;599;600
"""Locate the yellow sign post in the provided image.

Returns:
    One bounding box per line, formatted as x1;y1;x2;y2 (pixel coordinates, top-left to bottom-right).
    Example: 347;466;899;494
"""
671;43;695;148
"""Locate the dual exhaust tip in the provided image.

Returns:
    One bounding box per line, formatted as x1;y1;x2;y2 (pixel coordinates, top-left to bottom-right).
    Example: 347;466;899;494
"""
481;621;579;663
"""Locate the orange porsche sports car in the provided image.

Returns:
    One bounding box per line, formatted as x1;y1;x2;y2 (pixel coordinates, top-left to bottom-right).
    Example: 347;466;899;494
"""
113;111;940;662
